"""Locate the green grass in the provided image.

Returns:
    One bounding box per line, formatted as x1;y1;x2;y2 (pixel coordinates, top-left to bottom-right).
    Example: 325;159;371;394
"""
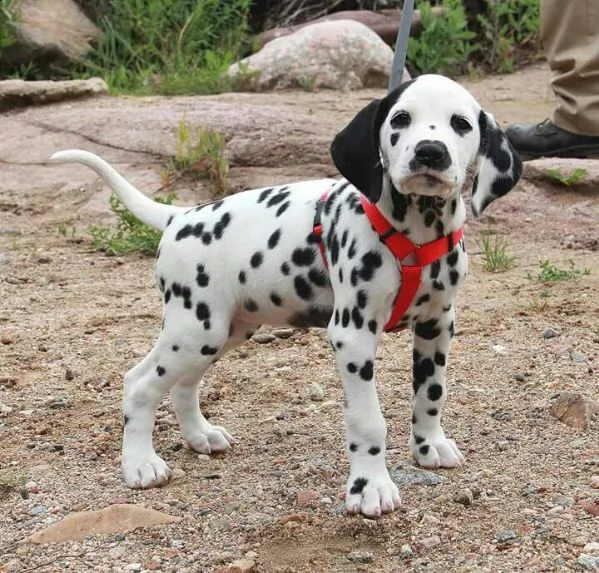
89;193;177;256
80;0;252;95
544;167;588;187
527;260;591;283
477;233;515;272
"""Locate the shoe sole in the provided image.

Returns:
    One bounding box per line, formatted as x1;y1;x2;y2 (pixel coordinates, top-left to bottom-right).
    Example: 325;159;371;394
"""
519;144;599;162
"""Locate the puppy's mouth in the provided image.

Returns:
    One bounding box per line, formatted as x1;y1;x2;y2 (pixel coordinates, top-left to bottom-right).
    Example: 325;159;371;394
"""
398;171;454;197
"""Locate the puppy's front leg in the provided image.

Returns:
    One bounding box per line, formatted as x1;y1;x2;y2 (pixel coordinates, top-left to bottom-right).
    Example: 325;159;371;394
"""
410;305;465;468
328;316;401;517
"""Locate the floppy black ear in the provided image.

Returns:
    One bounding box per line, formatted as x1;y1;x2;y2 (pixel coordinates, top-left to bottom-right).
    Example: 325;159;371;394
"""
472;110;523;217
330;99;389;202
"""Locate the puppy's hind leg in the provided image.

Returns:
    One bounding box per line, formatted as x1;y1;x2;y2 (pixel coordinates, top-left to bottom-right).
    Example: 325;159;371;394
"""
170;319;258;454
121;314;235;489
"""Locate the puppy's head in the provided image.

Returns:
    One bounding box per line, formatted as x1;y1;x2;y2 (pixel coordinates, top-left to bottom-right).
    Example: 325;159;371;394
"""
331;74;522;216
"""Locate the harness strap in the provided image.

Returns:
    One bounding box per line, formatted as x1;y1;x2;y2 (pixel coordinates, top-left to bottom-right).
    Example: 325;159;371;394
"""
313;191;464;333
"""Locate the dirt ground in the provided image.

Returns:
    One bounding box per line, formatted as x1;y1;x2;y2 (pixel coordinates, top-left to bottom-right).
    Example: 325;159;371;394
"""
1;64;598;572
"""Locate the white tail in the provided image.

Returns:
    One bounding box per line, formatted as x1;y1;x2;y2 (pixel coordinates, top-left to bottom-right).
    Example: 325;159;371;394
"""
51;150;182;231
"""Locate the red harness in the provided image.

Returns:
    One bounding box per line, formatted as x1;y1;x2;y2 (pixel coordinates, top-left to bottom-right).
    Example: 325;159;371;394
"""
314;192;464;333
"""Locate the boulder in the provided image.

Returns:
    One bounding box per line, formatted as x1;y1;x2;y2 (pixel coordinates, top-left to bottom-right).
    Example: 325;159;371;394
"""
228;20;410;92
1;0;101;71
254;8;447;50
0;77;108;111
550;392;598;430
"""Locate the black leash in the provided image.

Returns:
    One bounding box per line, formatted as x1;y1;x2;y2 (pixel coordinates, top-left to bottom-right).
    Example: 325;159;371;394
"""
388;0;415;93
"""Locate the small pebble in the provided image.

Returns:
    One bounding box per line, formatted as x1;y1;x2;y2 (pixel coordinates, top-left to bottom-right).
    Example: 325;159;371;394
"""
296;490;318;506
29;505;47;516
272;328;294;339
543;328;556;339
495;530;518;544
308;382;324;402
454;488;474;506
570;350;588;364
123;564;142;572
400;544;413;557
1;335;13;345
420;536;441;549
252;333;276;344
64;369;75;380
578;555;599;571
346;551;374;564
25;481;39;494
590;475;599;489
584;543;599;555
513;372;525;382
38;344;48;352
171;468;186;481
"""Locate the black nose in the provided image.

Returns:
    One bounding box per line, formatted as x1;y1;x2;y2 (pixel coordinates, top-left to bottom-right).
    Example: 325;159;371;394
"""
412;140;451;170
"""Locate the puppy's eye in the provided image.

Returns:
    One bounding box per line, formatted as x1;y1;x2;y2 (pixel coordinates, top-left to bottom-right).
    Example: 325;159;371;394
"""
390;111;411;129
451;115;472;134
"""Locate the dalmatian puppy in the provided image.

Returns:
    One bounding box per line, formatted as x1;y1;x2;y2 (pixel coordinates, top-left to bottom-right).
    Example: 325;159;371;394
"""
51;74;522;518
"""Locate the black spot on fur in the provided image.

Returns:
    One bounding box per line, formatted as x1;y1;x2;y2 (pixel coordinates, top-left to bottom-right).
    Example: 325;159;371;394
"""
287;306;332;328
390;132;399;146
164;290;171;304
292;248;316;267
451;199;457;215
196;302;210;321
424;210;435;227
338;268;344;283
434;352;446;366
414;435;425;445
258;187;274;203
357;290;367;309
166;215;174;227
359;360;374;381
334;309;340;325
347;362;357;373
446;250;458;267
159;277;166;292
276;202;290;217
250;252;263;269
268;229;281;249
391;187;410;221
349;443;358;452
156;366;166;376
415;294;430;306
349;478;368;495
202;233;212;245
449;321;455;337
330;235;340;266
368;320;377;334
341;230;349;248
244;299;259;312
413;357;435;391
359;251;383;281
196;264;210;287
428;383;443;401
281;262;291;276
267;190;290;208
348;239;357;259
238;271;247;284
270;292;283;306
336;341;344;349
433;280;445;291
414;319;441;340
201;345;218;355
341;308;350;327
368;446;381;455
294;275;314;301
419;444;430;455
427;408;438;416
430;260;441;279
172;345;179;352
123;415;130;426
308;268;328;287
449;269;460;286
351;307;364;329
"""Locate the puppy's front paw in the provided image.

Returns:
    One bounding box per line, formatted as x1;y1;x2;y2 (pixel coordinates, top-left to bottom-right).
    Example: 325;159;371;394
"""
185;424;234;454
345;470;401;517
411;436;464;469
123;452;171;489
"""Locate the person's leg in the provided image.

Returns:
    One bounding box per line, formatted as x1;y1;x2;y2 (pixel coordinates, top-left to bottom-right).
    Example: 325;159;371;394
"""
506;0;599;160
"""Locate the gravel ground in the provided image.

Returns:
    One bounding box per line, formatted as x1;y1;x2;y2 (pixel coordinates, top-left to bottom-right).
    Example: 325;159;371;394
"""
1;67;598;572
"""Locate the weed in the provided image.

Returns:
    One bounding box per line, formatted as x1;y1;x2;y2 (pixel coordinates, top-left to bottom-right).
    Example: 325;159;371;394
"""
527;290;550;312
0;0;16;51
89;193;177;256
297;75;316;92
527;260;591;283
477;233;515;272
545;167;588;187
0;472;26;499
408;0;477;76
167;119;229;196
476;0;540;73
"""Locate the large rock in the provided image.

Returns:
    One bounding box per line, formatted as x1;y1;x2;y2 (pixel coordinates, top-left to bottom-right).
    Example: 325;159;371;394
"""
1;0;101;71
26;504;181;543
228;19;409;92
550;392;598;430
0;77;108;111
254;8;447;50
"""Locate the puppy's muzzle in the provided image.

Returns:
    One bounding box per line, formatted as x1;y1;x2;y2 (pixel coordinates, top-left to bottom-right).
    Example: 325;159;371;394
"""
409;140;451;172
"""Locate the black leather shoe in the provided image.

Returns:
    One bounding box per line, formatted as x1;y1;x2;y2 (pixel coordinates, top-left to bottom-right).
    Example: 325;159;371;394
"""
505;118;599;161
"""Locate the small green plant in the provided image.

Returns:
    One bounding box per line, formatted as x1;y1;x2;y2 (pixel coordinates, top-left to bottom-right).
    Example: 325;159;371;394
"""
297;75;316;92
0;472;26;499
408;0;478;76
89;193;177;256
527;260;591;283
0;0;16;51
477;233;515;272
168;119;229;196
545;167;588;187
